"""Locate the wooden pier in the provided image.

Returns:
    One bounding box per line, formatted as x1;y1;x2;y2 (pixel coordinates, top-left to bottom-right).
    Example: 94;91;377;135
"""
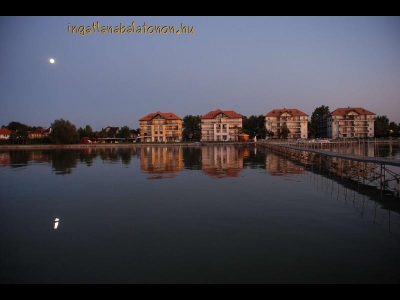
260;143;400;198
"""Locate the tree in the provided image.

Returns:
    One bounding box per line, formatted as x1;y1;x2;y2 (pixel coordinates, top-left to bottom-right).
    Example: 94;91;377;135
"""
388;121;399;136
77;125;94;139
77;127;86;139
242;115;265;138
7;121;30;144
310;105;330;138
375;115;390;137
183;115;201;141
257;128;268;139
118;126;131;139
85;125;94;138
50;119;79;144
308;121;316;138
280;126;290;139
99;128;108;138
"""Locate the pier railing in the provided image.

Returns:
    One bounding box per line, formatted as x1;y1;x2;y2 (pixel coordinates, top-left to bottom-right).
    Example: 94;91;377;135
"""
259;142;400;198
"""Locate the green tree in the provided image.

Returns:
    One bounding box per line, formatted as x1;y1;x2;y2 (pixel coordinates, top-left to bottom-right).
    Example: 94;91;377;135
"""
77;127;86;139
242;115;265;138
183;115;201;141
99;128;108;138
85;125;94;137
7;121;30;144
388;121;398;136
77;125;94;139
280;126;290;139
118;126;131;139
310;105;330;138
375;115;390;137
308;121;316;138
257;128;268;139
50;119;79;144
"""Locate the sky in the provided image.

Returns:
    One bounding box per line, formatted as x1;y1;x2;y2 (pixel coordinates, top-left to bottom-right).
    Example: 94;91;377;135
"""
1;16;399;131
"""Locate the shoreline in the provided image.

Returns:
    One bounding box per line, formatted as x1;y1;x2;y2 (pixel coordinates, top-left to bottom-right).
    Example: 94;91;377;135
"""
0;140;397;150
0;142;240;150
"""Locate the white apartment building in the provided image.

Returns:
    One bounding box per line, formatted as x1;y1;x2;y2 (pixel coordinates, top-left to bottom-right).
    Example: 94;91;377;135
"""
327;107;375;139
139;111;183;142
265;108;308;139
201;109;243;142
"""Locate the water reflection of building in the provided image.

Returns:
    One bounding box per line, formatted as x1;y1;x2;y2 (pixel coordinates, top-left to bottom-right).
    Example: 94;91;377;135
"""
202;146;244;178
265;153;305;176
140;147;183;179
0;152;10;166
29;151;51;164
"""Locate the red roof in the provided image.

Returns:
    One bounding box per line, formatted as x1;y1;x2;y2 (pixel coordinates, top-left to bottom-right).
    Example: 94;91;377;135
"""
201;109;243;119
265;108;308;118
330;107;375;116
139;111;182;121
0;127;11;135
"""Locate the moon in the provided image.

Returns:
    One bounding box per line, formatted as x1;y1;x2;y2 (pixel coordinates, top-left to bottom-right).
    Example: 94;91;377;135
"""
49;58;55;64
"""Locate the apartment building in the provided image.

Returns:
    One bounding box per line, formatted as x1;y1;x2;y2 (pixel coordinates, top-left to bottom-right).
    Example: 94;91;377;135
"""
201;109;243;142
326;107;375;139
139;111;183;142
265;108;308;139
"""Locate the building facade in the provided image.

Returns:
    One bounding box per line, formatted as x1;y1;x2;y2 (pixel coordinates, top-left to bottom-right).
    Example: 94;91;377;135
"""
201;109;243;142
139;111;183;142
27;127;46;139
326;107;375;139
265;108;308;139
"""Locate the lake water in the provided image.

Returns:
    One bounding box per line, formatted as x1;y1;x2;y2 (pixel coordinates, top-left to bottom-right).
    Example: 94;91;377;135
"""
1;145;400;284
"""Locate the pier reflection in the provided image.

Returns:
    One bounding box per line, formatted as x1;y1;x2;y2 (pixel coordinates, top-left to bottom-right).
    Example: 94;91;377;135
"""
303;169;400;239
308;142;399;159
139;147;183;180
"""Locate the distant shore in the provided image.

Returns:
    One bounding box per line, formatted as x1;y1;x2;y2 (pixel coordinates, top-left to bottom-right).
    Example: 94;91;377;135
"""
0;139;397;150
0;142;241;150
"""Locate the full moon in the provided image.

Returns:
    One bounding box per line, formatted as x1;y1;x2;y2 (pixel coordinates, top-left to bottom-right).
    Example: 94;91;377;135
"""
49;58;55;64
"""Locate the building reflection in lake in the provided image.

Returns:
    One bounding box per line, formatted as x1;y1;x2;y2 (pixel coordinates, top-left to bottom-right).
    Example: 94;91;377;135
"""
0;152;11;167
140;146;183;180
265;152;305;176
202;146;244;179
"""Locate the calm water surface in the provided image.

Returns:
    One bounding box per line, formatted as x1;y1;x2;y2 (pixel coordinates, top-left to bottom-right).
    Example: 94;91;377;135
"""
0;145;400;284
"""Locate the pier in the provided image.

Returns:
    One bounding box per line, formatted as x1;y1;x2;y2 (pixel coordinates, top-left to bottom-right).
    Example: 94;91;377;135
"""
259;142;400;198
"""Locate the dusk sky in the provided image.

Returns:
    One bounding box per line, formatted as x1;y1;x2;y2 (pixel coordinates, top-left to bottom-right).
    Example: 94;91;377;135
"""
1;16;399;131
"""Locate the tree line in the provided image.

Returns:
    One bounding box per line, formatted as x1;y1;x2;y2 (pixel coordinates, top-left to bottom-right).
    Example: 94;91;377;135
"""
3;110;399;145
1;120;140;145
